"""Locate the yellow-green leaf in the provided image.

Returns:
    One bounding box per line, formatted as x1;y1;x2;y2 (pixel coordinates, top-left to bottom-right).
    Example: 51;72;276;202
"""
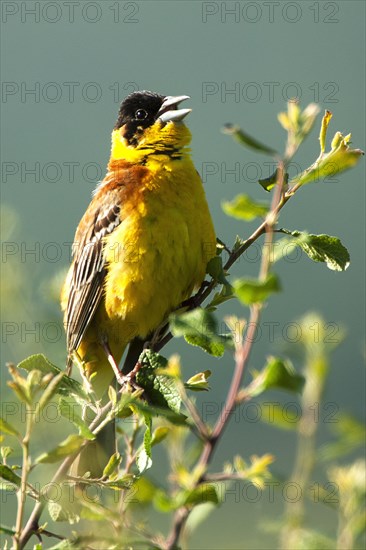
222;194;269;221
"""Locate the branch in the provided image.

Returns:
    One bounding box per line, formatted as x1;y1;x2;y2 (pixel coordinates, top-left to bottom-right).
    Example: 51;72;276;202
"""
17;396;116;549
165;166;285;549
19;164;291;549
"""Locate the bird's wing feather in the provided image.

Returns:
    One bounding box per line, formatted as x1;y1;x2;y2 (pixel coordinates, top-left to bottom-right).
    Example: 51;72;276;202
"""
65;200;121;353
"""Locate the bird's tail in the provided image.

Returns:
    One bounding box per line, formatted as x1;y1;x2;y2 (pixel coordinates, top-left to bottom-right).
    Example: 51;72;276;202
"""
69;336;145;479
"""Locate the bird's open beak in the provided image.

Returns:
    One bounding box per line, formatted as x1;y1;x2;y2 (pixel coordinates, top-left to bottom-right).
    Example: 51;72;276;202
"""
157;95;191;123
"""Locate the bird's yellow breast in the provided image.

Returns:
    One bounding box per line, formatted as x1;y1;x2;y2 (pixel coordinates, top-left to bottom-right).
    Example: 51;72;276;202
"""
103;153;216;338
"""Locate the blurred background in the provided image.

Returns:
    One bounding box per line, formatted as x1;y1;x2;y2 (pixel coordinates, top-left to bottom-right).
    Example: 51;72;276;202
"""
1;1;365;548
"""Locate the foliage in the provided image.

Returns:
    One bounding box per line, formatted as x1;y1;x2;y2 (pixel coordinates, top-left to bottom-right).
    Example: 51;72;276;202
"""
1;103;364;550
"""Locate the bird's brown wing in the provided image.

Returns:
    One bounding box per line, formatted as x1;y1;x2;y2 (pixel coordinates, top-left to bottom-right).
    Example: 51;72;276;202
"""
64;197;121;355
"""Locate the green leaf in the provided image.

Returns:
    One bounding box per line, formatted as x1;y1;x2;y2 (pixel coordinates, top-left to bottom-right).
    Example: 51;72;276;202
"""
154;489;176;512
258;168;289;192
0;417;19;437
136;350;181;414
104;475;134;490
246;357;305;397
184;334;229;357
185;371;211;392
281;230;350;271
102;452;122;478
48;497;80;524
233;273;281;305
136;415;152;473
184;484;219;506
58;397;95;440
207;284;234;309
223;124;277;156
291;131;364;186
0;464;21;488
185;502;218;536
260;402;299;430
319;414;366;462
278;102;320;155
130;400;187;426
37;371;65;413
36;434;84;464
151;426;170;446
18;354;87;401
170;308;233;357
206;256;229;284
0;447;13;461
222;194;268;221
0;524;16;536
319;110;333;154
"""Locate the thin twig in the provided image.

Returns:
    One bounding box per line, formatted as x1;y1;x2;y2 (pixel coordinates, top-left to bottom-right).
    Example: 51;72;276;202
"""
14;409;33;549
165;167;285;550
18;163;293;549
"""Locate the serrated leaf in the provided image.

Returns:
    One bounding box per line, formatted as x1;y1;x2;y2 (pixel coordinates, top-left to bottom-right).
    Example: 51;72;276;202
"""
170;308;233;356
136;351;181;414
223;124;277;155
222;194;268;221
0;418;19;437
184;334;227;357
36;434;84;464
278;230;350;271
58;397;95;440
293;231;350;271
18;354;87;401
0;464;21;487
233;273;281;305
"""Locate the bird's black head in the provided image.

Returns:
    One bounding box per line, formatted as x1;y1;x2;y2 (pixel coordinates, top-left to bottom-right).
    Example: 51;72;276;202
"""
114;91;164;144
114;91;191;146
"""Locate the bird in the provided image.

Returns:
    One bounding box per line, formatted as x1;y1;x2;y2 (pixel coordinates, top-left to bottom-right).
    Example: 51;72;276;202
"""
61;90;216;478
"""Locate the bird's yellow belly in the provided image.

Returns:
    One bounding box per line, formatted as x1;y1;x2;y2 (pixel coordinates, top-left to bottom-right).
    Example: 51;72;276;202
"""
103;204;204;338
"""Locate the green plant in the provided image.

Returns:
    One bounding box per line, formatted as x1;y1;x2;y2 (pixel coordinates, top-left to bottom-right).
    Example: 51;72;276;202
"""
1;103;364;550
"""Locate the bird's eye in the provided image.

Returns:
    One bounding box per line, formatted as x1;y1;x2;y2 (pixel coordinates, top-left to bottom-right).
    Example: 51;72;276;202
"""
135;109;148;120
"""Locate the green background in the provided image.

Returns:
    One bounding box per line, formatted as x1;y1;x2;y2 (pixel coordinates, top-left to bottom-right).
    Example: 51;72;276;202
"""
1;1;365;548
